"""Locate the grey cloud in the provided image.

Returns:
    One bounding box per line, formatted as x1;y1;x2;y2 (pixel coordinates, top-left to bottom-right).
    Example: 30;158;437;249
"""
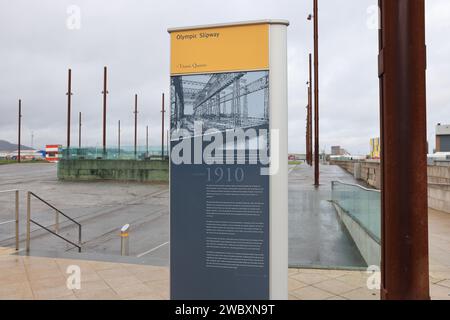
0;0;448;154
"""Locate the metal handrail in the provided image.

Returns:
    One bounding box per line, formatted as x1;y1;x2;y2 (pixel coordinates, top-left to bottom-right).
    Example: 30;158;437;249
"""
26;191;82;253
331;180;380;193
0;189;19;250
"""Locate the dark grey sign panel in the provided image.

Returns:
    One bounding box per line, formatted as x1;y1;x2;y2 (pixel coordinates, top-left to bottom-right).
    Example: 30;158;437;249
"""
170;71;270;300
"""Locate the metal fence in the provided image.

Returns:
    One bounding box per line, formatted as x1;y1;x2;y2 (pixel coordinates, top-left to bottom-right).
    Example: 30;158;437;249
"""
61;146;168;161
331;181;381;241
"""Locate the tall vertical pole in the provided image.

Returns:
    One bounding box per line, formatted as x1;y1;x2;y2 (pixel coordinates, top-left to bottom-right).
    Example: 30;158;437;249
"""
305;104;309;165
78;112;82;148
161;93;165;159
166;129;169;158
134;94;138;157
379;0;429;300
118;120;121;156
102;66;108;155
66;69;72;149
308;53;313;166
18;99;22;163
313;0;320;186
146;125;149;156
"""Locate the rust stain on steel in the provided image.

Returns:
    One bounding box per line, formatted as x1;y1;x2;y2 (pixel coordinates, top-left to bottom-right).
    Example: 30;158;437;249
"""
379;0;429;300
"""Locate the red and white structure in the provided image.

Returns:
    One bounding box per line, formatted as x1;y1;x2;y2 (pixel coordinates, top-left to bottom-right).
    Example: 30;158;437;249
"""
45;145;62;163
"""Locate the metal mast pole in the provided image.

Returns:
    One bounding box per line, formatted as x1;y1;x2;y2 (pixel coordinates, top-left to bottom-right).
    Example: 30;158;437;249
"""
146;125;149;156
78;112;82;148
66;69;72;149
102;66;108;155
313;0;320;186
166;129;169;158
118;120;121;156
306;103;309;165
379;0;429;300
161;93;165;159
308;53;313;166
134;94;138;157
18;100;22;163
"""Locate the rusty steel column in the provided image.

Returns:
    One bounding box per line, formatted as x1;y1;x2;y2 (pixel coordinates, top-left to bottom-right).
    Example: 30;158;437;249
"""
305;104;309;165
313;0;319;186
78;112;82;148
379;0;429;300
66;69;72;149
102;66;108;155
18;99;22;163
134;94;138;157
146;125;149;156
161;93;165;159
118;120;121;156
166;129;169;158
308;53;313;166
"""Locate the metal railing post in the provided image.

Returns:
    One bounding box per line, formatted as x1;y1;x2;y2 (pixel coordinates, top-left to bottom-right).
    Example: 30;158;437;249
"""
120;224;130;256
15;190;19;251
26;191;31;252
55;210;59;233
78;225;82;248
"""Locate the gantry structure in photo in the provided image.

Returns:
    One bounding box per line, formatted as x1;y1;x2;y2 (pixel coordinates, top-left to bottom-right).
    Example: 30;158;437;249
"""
171;72;269;133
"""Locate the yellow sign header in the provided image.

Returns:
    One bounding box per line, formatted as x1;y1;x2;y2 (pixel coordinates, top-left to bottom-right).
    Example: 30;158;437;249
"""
170;23;269;75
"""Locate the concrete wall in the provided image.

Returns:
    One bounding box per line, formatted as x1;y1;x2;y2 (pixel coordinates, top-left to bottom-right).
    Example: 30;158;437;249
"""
330;160;381;189
428;164;450;213
360;161;381;189
330;159;450;214
58;159;169;183
332;202;380;267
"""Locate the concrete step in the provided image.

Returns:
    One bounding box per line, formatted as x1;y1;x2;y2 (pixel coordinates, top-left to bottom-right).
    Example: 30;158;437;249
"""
13;248;168;267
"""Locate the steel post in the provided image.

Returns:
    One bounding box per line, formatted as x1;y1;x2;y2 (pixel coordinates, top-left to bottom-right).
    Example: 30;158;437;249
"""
67;69;72;149
78;112;82;148
378;0;430;300
313;0;320;186
134;94;138;157
18;100;22;163
161;93;165;159
15;190;19;251
26;191;30;252
308;53;313;166
102;66;108;155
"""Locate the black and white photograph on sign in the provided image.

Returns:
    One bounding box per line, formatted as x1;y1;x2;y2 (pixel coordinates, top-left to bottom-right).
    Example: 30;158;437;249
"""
170;70;269;137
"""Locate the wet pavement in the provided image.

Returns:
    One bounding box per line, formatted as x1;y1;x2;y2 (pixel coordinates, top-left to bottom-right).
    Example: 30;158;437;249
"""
1;162;367;269
288;163;367;269
0;163;169;266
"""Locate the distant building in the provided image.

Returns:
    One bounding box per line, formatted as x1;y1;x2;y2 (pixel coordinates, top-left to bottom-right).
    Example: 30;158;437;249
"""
331;146;341;156
331;146;349;156
436;124;450;152
370;138;380;159
45;145;62;163
288;154;304;161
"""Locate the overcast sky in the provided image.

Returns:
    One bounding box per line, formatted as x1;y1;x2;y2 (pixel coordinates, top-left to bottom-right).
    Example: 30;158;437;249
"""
1;0;449;154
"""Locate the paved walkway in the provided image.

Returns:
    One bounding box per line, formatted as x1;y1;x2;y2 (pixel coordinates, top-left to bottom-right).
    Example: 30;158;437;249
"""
1;163;449;299
289;164;367;268
1;250;448;300
0;252;169;300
